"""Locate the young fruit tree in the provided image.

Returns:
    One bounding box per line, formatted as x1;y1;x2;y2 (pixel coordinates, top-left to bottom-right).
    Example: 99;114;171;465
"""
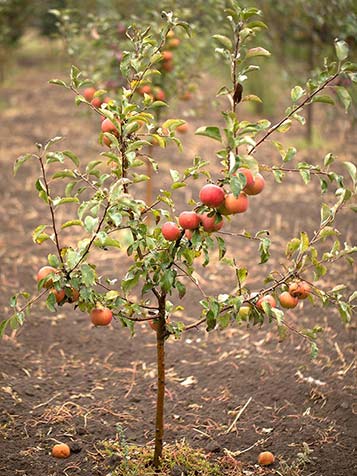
3;2;356;469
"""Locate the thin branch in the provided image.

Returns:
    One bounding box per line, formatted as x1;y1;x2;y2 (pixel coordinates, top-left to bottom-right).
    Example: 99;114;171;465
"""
37;153;65;266
265;166;331;177
96;281;158;311
249;72;340;154
217;230;260;241
173;262;208;298
128;31;168;100
69;201;110;273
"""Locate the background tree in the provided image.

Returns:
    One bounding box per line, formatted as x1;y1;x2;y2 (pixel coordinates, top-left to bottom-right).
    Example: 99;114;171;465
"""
0;0;32;81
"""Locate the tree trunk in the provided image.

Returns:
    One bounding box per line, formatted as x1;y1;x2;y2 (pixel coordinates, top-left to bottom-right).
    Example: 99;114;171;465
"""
153;294;166;467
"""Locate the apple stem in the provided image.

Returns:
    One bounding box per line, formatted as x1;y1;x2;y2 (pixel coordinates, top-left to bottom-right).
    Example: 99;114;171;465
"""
153;292;167;467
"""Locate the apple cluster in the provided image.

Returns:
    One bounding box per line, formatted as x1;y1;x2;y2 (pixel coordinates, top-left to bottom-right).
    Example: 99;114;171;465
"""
239;280;312;319
36;266;113;326
161;168;265;241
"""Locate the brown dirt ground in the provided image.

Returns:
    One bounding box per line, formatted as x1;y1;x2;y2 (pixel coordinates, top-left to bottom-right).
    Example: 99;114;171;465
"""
0;49;356;476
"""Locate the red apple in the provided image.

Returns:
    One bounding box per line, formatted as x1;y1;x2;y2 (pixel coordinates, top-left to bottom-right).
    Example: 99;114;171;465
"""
258;451;275;466
50;288;65;304
162;222;181;241
36;266;59;288
178;211;200;230
168;37;180;48
68;288;80;303
91;97;103;108
154;88;166;101
288;281;311;299
138;85;152;96
185;229;193;240
199;184;225;208
162;60;174;72
279;291;298;309
176;123;188;133
83;87;96;102
220;193;249;214
90;307;113;326
101;118;118;135
198;213;223;232
245;173;265;195
256;295;276;310
237;167;254;189
148;317;170;332
162;50;173;61
180;91;192;101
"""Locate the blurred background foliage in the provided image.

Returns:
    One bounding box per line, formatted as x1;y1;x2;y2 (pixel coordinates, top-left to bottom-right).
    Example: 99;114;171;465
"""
0;0;356;134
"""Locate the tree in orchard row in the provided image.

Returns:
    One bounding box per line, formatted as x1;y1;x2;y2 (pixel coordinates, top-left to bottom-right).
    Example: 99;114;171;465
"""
55;8;195;209
3;2;357;469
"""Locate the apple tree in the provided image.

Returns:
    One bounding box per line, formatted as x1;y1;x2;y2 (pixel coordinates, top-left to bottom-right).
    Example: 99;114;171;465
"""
2;1;357;468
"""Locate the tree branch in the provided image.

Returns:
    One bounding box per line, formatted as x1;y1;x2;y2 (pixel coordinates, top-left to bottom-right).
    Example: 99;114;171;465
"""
249;72;340;154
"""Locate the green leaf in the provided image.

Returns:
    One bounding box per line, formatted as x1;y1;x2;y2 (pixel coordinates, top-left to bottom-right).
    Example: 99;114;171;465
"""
61;220;83;229
161;269;175;293
32;225;50;244
272;169;283;183
246;20;268;29
335;40;349;61
320;203;332;226
310;342;319;359
176;281;186;299
63;150;80;166
171;182;186;189
259;238;271;264
53;197;80;207
14;154;33;175
48;254;60;267
80;263;96;287
242;94;262;103
246;47;271;58
312;95;335;105
284;147;297;163
212;34;232;50
271;307;284;325
234;266;246;287
216;236;226;260
52;170;76;180
49;79;67;87
122;271;140;292
343;161;356;187
46;292;57;312
170;169;181;182
335;86;352;112
195;126;222;142
291;86;304;102
70;65;81;86
286;238;300;258
0;318;10;338
161;119;186;130
277;119;292;133
324;153;335;167
299;232;309;253
84;216;99;233
229;175;242;197
299;168;311;184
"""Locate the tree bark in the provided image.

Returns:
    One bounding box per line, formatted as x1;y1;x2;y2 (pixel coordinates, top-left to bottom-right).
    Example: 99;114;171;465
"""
153;293;166;467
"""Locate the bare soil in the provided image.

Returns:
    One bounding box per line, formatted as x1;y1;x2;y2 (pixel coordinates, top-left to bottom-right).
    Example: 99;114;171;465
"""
0;53;356;476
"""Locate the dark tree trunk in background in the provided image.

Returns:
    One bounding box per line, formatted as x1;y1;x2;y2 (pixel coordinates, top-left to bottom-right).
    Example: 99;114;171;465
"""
306;35;315;143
